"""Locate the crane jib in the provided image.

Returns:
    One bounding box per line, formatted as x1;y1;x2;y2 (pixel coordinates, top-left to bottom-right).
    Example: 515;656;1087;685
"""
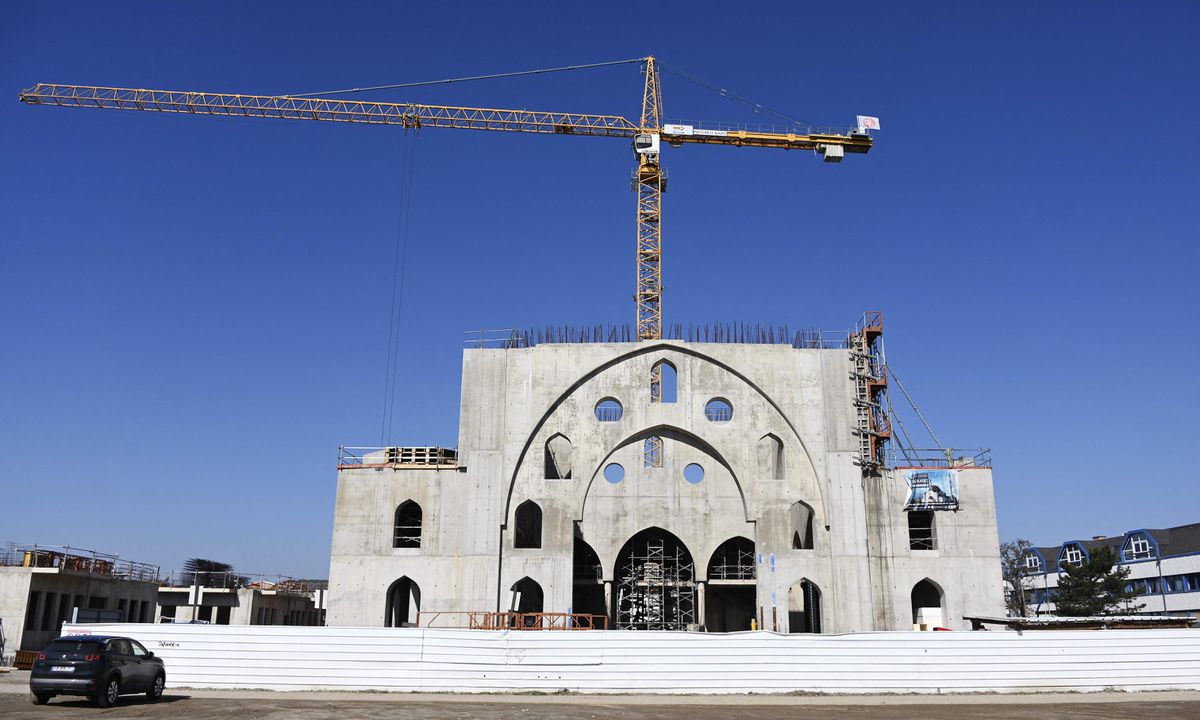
19;73;873;341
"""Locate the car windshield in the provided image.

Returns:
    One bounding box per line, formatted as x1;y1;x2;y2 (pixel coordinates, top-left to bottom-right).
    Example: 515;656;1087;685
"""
43;640;102;659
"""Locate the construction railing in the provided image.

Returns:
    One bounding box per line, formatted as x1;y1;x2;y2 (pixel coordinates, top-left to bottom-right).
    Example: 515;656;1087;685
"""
417;611;609;630
338;446;458;470
1;543;160;582
892;448;992;469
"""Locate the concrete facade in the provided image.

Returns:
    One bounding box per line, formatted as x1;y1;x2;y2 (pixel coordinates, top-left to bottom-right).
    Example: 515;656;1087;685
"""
328;341;1005;632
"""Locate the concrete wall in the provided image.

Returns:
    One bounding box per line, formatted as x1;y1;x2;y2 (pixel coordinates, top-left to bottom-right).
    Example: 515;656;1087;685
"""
328;341;1005;631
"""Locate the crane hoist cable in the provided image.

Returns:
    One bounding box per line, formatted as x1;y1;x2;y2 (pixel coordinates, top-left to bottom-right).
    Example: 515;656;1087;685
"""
657;62;821;131
286;58;647;99
379;130;419;446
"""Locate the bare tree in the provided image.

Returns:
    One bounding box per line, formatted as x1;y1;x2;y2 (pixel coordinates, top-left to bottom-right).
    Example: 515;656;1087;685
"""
1000;539;1035;617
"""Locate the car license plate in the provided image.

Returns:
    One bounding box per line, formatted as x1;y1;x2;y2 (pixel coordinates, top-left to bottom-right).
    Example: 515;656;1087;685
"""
51;666;74;672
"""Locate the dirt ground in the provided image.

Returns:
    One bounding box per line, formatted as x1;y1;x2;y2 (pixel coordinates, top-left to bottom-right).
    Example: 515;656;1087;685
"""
3;672;1199;719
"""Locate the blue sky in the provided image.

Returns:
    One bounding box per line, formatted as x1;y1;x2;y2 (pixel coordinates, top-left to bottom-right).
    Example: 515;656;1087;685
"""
2;2;1197;578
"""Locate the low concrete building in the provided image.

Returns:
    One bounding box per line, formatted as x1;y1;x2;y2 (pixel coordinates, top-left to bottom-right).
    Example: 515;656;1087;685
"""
0;544;159;662
1021;523;1200;619
328;316;1006;632
156;577;325;626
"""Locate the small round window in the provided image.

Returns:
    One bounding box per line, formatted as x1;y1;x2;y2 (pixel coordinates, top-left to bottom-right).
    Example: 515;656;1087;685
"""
704;398;733;422
604;463;625;484
683;463;705;484
595;398;623;422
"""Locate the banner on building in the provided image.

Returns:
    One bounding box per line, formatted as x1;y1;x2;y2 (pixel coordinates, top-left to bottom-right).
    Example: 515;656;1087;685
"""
903;469;959;511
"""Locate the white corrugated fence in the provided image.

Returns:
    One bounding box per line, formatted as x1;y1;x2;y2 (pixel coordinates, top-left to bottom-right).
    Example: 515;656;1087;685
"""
61;623;1200;694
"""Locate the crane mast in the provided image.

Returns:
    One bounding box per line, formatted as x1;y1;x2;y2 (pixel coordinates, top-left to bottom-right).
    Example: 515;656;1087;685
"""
19;58;873;344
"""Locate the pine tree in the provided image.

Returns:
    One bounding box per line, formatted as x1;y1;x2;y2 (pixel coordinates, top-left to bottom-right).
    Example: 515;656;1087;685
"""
1053;545;1143;616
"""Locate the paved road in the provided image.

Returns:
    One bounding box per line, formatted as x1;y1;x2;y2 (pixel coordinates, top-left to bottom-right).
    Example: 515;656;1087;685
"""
4;673;1200;719
3;694;1200;719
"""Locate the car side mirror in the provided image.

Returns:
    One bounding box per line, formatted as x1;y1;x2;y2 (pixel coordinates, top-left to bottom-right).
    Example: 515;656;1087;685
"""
147;651;155;658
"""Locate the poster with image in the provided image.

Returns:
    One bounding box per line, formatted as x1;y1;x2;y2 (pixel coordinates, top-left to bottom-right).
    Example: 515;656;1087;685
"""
903;469;959;511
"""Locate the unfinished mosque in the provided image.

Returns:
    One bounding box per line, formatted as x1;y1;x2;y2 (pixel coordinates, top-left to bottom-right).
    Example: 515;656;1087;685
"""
327;315;1005;632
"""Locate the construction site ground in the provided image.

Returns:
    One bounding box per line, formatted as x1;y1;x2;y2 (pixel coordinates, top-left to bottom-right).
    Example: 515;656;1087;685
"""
3;672;1200;719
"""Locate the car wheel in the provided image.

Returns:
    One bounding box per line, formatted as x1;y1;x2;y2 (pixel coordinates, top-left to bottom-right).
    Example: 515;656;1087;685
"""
147;673;165;700
95;676;120;707
29;691;52;705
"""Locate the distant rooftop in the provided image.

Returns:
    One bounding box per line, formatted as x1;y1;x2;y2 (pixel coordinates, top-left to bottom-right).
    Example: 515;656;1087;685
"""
2;542;159;582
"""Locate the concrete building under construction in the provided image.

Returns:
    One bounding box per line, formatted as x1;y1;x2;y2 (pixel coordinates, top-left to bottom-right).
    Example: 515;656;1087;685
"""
327;315;1005;632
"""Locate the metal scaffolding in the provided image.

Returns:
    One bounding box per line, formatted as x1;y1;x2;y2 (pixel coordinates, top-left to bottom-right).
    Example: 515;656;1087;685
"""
615;538;697;631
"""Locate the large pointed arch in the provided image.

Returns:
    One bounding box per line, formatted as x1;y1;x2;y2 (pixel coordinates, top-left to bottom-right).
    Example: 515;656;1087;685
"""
578;424;750;522
614;527;697;631
500;343;822;520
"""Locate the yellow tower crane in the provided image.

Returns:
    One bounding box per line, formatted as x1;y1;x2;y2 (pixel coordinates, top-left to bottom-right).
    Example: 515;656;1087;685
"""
19;57;873;346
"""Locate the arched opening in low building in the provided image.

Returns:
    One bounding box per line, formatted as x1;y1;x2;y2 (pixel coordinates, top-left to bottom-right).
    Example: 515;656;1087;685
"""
911;578;944;629
614;527;696;630
705;536;757;632
544;433;573;479
787;579;822;633
651;360;677;403
790;501;815;550
393;501;422;548
514;500;543;549
572;530;607;625
757;433;784;480
384;576;421;627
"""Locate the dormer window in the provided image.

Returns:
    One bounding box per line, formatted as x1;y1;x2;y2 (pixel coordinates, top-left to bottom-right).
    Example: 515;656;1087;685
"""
1125;535;1152;561
1063;545;1083;566
1024;554;1042;572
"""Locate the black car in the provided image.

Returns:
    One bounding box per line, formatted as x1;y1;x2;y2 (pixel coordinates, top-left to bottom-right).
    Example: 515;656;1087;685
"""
29;635;166;707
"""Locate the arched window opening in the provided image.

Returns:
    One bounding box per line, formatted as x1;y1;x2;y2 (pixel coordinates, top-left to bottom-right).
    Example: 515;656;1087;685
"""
643;435;664;468
757;434;784;480
707;537;756;580
544;433;573;479
393;501;422;549
787;579;822;633
514;500;543;549
615;528;696;631
510;577;545;627
572;532;607;623
790;501;815;550
651;360;678;403
907;511;936;550
384;576;421;627
911;579;944;629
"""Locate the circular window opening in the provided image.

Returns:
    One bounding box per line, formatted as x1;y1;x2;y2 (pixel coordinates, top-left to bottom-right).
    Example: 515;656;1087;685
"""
683;463;705;484
595;398;623;422
604;463;625;484
704;398;733;422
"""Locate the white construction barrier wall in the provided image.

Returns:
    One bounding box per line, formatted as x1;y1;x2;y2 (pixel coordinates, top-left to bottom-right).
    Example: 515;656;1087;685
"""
61;623;1200;694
